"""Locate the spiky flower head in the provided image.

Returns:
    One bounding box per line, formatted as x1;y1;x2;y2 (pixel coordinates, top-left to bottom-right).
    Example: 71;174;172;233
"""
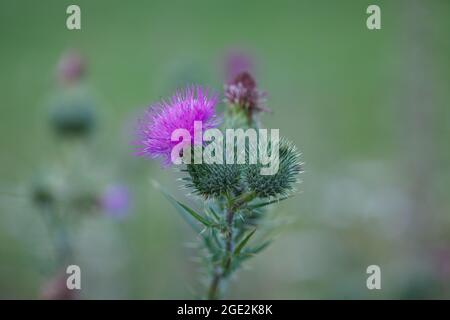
134;86;219;165
243;139;303;198
224;71;269;120
183;162;241;199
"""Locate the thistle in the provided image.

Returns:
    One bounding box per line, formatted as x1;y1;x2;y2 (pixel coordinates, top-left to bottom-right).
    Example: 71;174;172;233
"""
32;51;133;299
135;77;302;299
134;86;220;165
50;51;96;140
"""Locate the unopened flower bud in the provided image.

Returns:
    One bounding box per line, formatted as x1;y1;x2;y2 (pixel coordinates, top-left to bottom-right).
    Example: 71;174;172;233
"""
50;101;96;139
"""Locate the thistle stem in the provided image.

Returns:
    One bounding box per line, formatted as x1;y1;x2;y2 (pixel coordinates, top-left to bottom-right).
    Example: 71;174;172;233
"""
41;205;73;268
207;192;256;300
207;271;221;300
207;205;234;300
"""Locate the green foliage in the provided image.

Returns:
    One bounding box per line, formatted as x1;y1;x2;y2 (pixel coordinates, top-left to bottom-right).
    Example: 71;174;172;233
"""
156;182;213;230
234;228;257;256
246;196;291;210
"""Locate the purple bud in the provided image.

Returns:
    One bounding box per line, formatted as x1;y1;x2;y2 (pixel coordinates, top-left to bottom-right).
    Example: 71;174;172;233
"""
224;71;269;117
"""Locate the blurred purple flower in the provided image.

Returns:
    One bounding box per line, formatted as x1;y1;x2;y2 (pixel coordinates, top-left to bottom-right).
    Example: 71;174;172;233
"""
40;271;78;300
225;50;254;83
434;247;450;281
57;51;86;84
134;86;219;165
101;184;131;219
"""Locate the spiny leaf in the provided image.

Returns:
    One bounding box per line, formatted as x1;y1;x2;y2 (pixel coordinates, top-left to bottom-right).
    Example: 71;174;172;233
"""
208;206;221;222
248;239;273;255
164;196;201;232
234;229;257;256
205;206;221;224
176;201;212;227
154;180;212;229
247;196;291;210
239;240;273;262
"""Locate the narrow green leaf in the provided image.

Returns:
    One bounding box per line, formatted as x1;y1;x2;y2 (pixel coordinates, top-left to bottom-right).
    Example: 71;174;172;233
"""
165;195;201;232
234;229;257;256
249;239;272;255
239;240;273;262
177;201;212;227
154;181;212;229
247;196;291;210
207;206;221;222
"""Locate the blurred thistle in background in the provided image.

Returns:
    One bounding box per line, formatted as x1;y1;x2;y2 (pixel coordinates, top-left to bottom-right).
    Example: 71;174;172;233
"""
27;51;133;299
49;51;95;139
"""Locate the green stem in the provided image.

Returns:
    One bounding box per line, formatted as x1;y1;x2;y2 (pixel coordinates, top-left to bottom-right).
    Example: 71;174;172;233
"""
41;205;73;269
207;191;256;299
207;270;221;300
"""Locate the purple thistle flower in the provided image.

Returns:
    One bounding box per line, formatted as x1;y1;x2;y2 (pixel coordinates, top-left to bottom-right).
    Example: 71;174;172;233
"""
100;184;131;219
224;71;270;117
134;86;219;165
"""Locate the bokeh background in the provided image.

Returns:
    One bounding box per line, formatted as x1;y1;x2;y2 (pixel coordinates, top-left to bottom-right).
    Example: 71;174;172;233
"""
1;0;449;299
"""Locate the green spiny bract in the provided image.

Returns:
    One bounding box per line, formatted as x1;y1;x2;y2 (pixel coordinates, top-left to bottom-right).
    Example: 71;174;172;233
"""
243;139;303;198
183;162;242;198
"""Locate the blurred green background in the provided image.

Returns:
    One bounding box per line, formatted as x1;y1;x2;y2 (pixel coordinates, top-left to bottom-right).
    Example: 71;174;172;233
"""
1;0;450;299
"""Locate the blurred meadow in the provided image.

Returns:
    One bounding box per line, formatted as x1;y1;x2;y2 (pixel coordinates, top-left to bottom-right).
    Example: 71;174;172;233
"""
1;0;450;299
